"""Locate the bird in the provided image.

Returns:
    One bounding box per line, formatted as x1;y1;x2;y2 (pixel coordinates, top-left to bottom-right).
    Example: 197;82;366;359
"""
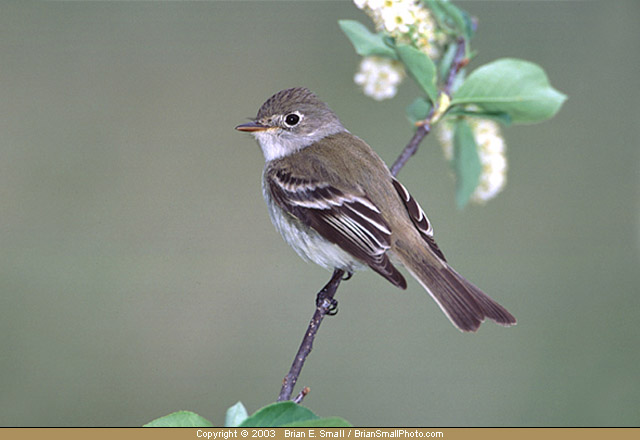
236;87;516;332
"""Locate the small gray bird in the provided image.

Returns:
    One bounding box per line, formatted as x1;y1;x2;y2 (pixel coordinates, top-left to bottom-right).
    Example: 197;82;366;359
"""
236;87;515;332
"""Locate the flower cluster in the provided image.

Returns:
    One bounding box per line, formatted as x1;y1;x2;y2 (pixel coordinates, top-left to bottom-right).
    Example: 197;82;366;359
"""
354;57;405;101
437;119;508;204
355;0;445;59
353;0;445;100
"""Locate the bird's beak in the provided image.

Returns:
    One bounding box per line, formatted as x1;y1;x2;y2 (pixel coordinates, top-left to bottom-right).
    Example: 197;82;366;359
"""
235;121;269;132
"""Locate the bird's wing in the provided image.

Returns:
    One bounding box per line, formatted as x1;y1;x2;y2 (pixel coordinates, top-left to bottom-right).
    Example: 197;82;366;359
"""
391;177;447;262
266;167;407;289
391;177;517;331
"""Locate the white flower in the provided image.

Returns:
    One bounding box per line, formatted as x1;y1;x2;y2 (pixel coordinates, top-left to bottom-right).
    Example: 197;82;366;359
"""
354;56;405;100
437;119;508;204
380;1;416;34
412;5;444;58
366;0;386;10
437;121;455;162
354;0;445;59
472;120;507;203
354;0;385;13
351;0;447;99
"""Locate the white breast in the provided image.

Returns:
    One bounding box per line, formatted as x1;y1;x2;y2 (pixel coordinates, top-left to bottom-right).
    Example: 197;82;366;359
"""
262;178;365;273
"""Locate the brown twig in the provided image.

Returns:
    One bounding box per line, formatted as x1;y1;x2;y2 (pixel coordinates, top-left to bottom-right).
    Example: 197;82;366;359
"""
390;38;469;177
445;37;468;92
390;107;434;177
277;35;469;403
390;37;466;177
292;387;310;404
277;269;345;402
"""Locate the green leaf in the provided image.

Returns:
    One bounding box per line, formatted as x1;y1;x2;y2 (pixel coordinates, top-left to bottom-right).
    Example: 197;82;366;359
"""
396;44;438;104
424;0;452;32
225;401;249;427
406;97;432;125
452;119;482;209
339;20;397;60
239;402;318;427
144;411;214;427
282;417;352;428
452;58;567;124
446;107;512;126
438;41;458;82
424;0;474;40
440;0;473;39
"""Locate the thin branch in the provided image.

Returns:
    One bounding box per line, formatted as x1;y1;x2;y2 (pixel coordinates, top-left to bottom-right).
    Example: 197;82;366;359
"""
390;37;466;178
445;37;468;93
277;35;470;403
389;108;434;177
277;269;345;402
292;387;310;404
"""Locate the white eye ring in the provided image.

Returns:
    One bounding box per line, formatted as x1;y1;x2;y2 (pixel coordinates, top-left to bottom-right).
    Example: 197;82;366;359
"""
283;111;303;127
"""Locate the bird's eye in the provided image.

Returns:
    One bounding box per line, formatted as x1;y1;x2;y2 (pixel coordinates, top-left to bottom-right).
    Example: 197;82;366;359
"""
284;113;300;127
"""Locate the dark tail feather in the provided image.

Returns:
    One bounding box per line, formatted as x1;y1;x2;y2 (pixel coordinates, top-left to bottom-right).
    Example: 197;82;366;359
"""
406;260;516;332
450;269;517;328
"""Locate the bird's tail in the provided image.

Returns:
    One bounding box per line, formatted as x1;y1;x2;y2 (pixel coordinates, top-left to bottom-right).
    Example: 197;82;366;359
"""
395;245;516;332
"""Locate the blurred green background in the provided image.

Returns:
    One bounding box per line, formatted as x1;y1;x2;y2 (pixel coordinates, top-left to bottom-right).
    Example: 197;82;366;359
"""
1;1;638;427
